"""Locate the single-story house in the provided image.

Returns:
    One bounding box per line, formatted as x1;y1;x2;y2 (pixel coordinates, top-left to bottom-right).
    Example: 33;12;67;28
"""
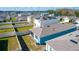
31;23;76;44
46;30;79;51
60;16;70;23
73;18;79;29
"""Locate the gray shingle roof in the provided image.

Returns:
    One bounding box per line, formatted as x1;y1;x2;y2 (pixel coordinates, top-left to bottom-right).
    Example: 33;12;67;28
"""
32;23;76;37
47;30;79;51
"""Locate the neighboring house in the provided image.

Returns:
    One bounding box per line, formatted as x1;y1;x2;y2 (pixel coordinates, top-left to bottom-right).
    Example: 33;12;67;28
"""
33;16;58;28
0;16;5;22
10;12;17;18
48;14;54;17
27;15;34;23
16;13;28;21
17;16;27;21
46;30;79;51
31;23;76;44
74;18;79;29
60;16;70;23
17;13;22;17
6;15;10;19
27;13;58;28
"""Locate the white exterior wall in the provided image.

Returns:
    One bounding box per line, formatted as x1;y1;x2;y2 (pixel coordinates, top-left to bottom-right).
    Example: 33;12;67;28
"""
75;20;79;29
46;44;55;51
33;34;40;43
60;17;70;23
34;18;58;28
75;20;79;24
27;16;31;23
27;16;34;23
34;19;41;28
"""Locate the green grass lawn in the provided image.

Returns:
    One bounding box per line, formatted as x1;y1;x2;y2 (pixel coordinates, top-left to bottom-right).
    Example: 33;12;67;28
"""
15;22;29;26
0;24;12;26
16;26;33;32
0;28;14;34
11;17;17;21
0;37;8;40
0;36;19;51
22;35;45;51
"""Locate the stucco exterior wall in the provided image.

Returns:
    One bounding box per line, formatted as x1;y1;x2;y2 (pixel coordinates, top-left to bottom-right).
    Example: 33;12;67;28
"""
46;44;54;51
34;19;41;28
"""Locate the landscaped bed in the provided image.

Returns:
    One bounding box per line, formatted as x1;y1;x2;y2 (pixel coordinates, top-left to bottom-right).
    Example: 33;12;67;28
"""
0;36;20;51
16;26;33;32
22;35;45;51
0;28;14;34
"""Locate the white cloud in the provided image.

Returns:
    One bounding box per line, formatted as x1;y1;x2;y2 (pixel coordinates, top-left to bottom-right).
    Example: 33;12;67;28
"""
0;0;78;7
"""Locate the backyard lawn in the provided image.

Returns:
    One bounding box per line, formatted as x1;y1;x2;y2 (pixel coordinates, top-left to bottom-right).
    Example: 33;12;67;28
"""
8;36;20;51
15;22;29;26
0;37;8;40
22;35;45;51
0;24;12;26
16;26;33;32
11;17;17;21
0;28;14;34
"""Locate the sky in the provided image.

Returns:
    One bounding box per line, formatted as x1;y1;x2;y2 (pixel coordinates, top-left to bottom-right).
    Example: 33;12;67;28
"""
0;0;79;7
0;7;56;11
0;0;79;11
0;7;79;11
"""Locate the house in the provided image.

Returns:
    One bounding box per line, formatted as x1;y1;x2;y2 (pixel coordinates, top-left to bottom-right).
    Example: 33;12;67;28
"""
48;14;54;17
17;13;22;17
17;16;27;21
33;15;58;28
74;18;79;29
16;13;28;21
27;13;58;28
31;23;76;44
59;16;70;23
46;30;79;51
27;15;34;23
6;15;10;20
0;16;5;22
10;12;17;18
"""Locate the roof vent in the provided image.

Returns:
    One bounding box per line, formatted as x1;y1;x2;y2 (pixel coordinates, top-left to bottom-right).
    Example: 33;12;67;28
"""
70;40;78;44
47;25;50;27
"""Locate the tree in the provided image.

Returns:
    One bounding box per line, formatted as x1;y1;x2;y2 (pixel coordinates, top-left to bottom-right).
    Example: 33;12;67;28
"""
3;20;7;22
47;10;55;14
69;19;73;23
59;18;63;22
75;11;79;17
56;9;75;16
